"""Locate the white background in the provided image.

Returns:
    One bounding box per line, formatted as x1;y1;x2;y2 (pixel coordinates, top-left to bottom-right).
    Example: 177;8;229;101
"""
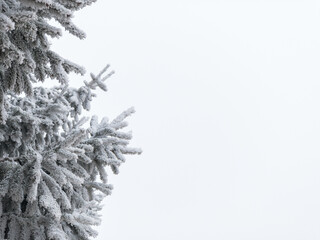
51;0;320;239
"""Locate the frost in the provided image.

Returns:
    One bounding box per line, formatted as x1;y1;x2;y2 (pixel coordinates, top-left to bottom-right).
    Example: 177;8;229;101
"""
0;0;141;239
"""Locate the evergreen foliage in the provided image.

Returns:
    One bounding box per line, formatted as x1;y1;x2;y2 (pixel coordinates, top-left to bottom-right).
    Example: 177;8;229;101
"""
0;1;141;239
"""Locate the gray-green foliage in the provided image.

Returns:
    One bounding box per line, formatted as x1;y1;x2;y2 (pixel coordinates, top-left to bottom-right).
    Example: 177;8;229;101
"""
0;1;141;239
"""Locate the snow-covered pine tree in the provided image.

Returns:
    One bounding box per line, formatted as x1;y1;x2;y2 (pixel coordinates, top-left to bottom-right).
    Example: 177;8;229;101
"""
0;1;141;239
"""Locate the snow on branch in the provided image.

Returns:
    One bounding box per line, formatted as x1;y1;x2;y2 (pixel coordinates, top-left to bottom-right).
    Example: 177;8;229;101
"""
0;66;141;239
0;0;93;122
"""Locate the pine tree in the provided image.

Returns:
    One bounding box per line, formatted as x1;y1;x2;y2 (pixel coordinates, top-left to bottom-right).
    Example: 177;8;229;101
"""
0;1;141;239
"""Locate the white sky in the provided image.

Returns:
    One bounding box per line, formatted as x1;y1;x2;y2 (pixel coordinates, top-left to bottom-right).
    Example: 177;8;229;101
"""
50;0;320;239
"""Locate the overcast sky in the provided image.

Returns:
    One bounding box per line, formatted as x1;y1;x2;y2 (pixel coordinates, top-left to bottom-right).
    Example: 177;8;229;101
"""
51;1;320;239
